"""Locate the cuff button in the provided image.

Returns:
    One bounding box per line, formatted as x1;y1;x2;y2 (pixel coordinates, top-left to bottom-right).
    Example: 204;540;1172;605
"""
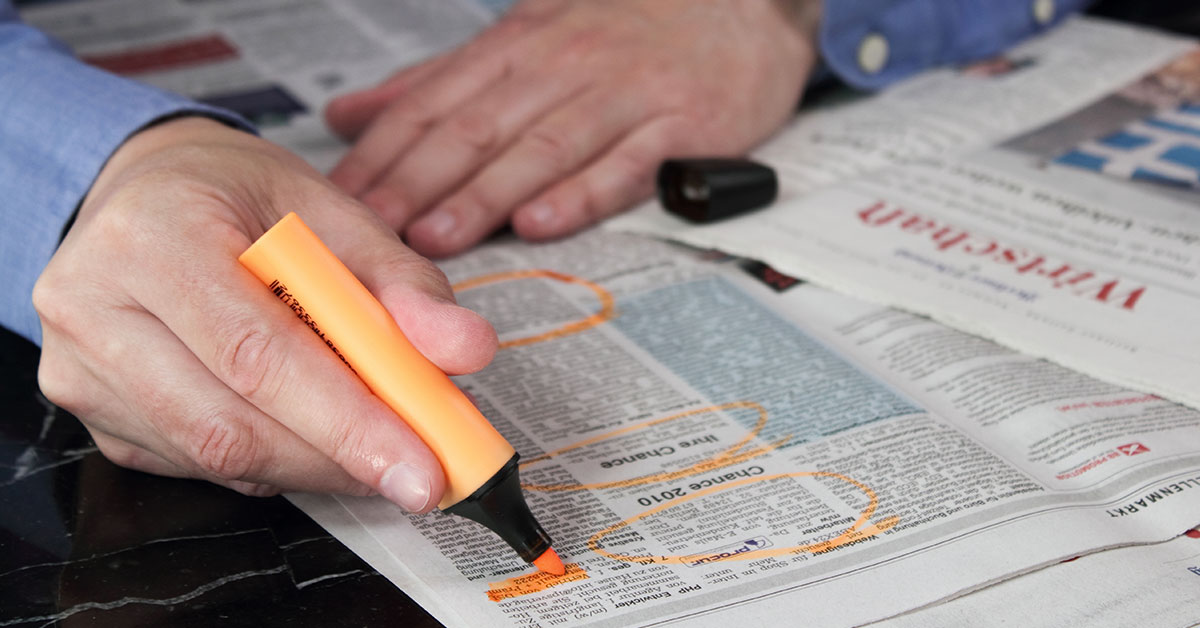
857;33;889;75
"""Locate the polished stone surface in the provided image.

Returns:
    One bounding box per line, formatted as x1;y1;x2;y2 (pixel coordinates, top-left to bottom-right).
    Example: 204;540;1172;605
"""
0;327;439;627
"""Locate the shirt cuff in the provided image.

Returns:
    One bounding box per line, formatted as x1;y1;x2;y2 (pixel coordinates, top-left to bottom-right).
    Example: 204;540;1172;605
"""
0;22;253;346
818;0;1090;90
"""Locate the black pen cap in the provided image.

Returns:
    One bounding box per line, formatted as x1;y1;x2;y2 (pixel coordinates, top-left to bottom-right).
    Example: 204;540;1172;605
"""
443;453;553;564
657;158;778;223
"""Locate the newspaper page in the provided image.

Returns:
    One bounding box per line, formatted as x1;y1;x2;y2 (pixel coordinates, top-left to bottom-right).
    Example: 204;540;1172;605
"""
26;3;1200;626
26;5;1188;186
735;17;1193;198
292;231;1200;627
873;528;1200;627
21;0;493;173
609;38;1200;411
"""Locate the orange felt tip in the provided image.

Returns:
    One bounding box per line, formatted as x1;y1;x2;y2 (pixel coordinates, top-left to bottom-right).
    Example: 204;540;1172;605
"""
532;548;565;576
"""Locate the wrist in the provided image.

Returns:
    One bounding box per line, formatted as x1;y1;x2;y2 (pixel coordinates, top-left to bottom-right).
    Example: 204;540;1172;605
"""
94;116;247;185
77;116;263;229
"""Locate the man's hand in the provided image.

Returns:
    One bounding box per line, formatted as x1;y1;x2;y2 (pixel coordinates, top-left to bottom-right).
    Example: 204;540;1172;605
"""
33;118;498;511
326;0;820;257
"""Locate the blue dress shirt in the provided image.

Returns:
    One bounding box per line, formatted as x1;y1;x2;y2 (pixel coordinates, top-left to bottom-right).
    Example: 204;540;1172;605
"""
0;1;250;345
0;0;1090;346
822;0;1094;88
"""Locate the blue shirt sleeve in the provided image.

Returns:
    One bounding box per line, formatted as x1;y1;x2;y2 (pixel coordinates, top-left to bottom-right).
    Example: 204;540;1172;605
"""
0;1;252;346
820;0;1095;89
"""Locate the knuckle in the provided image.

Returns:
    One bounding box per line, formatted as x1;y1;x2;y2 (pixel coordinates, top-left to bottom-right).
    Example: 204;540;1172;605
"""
392;253;454;296
91;181;183;254
577;145;662;224
31;271;72;330
389;268;456;307
218;324;285;401
93;437;141;470
320;415;372;472
35;340;96;417
523;126;577;169
409;260;455;297
186;409;260;482
665;114;708;152
383;97;438;135
608;146;659;189
36;357;80;412
447;186;497;220
445;110;499;153
335;152;369;178
353;245;456;303
33;259;113;344
364;186;420;230
555;30;610;67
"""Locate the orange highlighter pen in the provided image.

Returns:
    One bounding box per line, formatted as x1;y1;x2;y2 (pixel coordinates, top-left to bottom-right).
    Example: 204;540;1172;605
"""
239;212;563;575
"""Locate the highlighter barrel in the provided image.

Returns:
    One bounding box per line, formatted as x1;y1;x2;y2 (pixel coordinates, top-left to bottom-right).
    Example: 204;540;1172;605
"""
238;213;554;569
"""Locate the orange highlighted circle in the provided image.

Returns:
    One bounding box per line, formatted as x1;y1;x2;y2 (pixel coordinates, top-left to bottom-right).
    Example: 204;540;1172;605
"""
452;270;616;349
588;472;900;565
519;401;789;492
450;269;900;566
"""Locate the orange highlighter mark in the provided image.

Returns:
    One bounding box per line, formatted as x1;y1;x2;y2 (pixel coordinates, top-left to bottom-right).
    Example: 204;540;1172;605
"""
453;270;616;349
520;401;789;492
487;563;589;602
509;397;897;566
447;269;900;568
588;472;899;565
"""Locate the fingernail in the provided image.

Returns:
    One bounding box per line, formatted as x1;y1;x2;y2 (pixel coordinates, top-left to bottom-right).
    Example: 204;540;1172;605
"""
379;462;433;512
525;201;558;227
420;209;457;238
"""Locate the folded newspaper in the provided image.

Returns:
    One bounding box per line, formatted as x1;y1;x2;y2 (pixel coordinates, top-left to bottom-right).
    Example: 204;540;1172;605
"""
25;1;1200;626
609;19;1200;413
294;227;1200;627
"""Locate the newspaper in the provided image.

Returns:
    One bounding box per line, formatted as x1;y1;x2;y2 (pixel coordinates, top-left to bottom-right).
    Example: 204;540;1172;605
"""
728;17;1194;200
291;231;1200;627
21;0;492;173
25;2;1200;626
609;23;1200;411
875;528;1200;627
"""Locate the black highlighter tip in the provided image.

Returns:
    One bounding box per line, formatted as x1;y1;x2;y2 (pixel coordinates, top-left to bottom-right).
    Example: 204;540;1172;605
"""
444;453;553;564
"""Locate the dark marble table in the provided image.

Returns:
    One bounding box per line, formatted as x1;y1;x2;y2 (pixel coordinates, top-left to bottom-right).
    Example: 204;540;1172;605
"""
0;327;439;627
4;8;1197;624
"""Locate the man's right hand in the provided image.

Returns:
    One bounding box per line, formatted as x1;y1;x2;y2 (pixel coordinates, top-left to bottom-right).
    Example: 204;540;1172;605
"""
32;117;498;512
